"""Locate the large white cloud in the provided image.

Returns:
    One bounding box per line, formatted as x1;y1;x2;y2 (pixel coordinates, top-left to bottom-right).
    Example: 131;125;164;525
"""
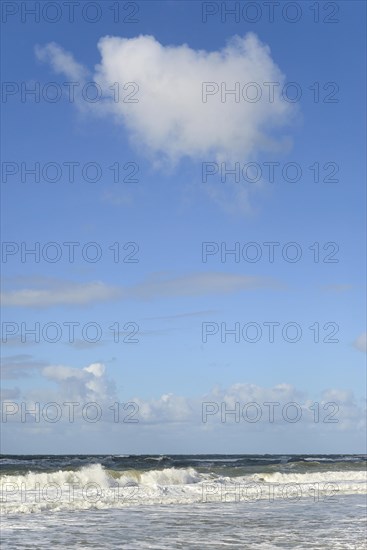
36;33;296;166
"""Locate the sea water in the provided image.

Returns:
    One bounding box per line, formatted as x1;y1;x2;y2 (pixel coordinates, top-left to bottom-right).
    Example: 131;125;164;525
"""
1;454;366;549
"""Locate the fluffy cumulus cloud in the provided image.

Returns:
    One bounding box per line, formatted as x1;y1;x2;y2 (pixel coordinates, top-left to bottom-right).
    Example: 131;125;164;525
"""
2;373;365;453
5;368;364;431
36;33;296;166
41;362;115;402
1;361;115;407
108;380;364;432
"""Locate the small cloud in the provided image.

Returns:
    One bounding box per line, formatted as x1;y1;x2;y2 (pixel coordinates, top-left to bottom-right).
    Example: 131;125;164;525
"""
322;283;353;293
101;190;133;207
35;42;88;81
1;355;47;379
0;387;21;400
84;362;105;378
142;310;219;321
42;365;86;381
127;272;279;300
1;281;121;308
66;339;105;350
353;332;367;353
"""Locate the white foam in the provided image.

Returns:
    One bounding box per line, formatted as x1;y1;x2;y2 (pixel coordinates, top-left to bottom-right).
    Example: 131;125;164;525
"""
251;470;367;484
122;467;201;486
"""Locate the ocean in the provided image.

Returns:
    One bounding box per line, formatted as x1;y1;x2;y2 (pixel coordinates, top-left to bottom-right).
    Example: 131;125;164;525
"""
1;454;366;549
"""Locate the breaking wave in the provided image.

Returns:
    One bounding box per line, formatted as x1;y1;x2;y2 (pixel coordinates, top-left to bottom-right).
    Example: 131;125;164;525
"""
1;464;366;515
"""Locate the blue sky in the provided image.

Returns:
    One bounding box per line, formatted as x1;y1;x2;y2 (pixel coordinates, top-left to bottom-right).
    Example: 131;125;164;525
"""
1;0;366;454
